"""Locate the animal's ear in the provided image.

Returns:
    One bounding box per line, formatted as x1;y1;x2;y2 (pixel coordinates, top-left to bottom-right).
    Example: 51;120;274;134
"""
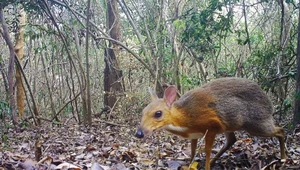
148;87;158;101
163;85;177;107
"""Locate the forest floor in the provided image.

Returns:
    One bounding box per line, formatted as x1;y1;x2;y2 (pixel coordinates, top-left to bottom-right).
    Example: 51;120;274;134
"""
1;113;300;170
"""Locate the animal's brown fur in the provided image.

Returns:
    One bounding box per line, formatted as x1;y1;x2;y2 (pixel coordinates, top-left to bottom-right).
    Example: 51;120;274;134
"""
136;77;287;170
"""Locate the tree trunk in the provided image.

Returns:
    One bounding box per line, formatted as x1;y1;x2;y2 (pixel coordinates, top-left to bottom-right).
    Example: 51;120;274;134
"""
0;7;17;125
104;0;124;108
15;8;25;118
293;6;300;127
242;0;251;52
277;0;291;119
73;27;85;124
84;0;92;125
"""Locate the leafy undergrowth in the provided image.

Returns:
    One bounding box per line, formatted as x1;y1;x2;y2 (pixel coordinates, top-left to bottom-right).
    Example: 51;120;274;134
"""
1;115;300;170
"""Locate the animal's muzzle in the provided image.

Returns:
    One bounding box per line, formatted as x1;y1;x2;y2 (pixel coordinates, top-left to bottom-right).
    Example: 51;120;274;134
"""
135;128;144;138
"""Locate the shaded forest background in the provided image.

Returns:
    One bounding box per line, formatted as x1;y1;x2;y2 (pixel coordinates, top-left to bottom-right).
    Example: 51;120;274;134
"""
1;0;300;132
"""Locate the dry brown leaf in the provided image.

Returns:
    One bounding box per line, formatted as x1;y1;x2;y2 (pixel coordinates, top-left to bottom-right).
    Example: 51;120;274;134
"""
85;145;96;152
37;156;53;165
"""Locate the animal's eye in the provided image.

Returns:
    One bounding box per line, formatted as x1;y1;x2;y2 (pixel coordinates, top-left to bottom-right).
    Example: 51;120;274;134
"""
154;110;162;119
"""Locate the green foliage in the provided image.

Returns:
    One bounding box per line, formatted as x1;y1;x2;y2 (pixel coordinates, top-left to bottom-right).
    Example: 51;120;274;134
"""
25;24;56;41
181;0;235;53
173;19;185;30
285;121;294;130
216;65;235;77
0;0;14;7
245;32;296;87
295;91;300;100
20;120;30;127
22;0;42;13
1;134;8;143
100;0;107;10
181;74;201;87
64;105;73;113
0;123;11;144
248;48;278;66
287;70;297;79
283;98;292;110
0;101;9;117
1;0;42;14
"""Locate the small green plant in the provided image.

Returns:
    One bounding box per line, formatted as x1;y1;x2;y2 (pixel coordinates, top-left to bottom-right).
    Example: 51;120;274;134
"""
1;134;8;143
20;120;30;127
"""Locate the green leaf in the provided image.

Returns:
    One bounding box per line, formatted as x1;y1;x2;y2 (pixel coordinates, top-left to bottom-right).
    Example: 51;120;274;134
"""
295;92;300;99
173;19;185;30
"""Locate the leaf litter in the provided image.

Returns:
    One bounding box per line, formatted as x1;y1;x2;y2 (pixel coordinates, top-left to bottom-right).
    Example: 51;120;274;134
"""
0;115;300;170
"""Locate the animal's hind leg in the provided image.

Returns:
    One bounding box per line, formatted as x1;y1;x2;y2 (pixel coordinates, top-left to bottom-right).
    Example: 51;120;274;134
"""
273;127;287;159
247;125;287;159
261;126;287;159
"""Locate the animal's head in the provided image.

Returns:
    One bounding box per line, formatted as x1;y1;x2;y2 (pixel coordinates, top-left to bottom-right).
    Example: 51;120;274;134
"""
135;85;177;138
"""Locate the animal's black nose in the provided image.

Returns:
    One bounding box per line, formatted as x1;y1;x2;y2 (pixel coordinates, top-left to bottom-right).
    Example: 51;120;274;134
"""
135;129;144;138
